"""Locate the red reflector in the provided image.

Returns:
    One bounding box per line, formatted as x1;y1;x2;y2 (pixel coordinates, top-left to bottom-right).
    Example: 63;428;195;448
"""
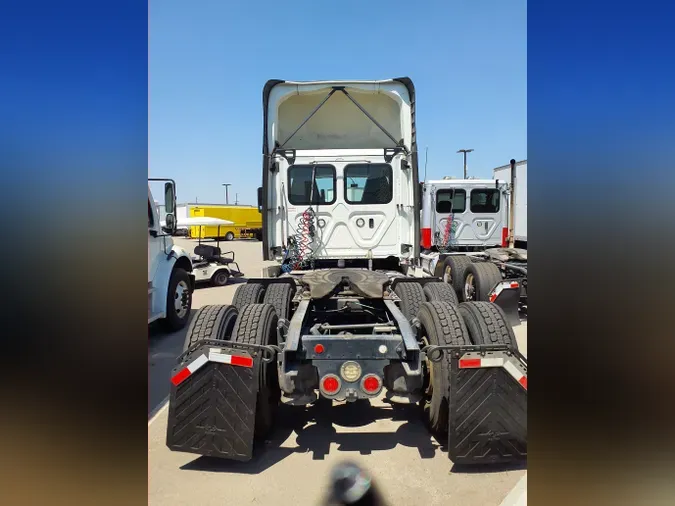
501;227;508;247
314;344;325;354
459;358;481;368
510;282;520;288
519;376;528;389
322;376;339;393
171;367;190;386
489;293;497;303
230;355;254;368
362;376;381;393
421;227;432;249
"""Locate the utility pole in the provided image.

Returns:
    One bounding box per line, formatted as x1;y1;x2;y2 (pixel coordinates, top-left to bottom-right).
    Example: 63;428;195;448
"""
222;183;231;205
235;193;239;205
457;149;474;179
508;159;517;248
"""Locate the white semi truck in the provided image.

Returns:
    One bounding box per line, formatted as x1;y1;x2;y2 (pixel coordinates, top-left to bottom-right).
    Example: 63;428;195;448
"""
417;165;527;326
165;79;527;466
148;179;195;330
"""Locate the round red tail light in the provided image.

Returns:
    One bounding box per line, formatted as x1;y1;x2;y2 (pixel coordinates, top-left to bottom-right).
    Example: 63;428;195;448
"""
314;344;325;354
361;375;382;394
321;375;341;395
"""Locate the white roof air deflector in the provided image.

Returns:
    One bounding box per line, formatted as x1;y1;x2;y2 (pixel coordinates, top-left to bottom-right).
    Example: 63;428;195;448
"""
267;80;412;152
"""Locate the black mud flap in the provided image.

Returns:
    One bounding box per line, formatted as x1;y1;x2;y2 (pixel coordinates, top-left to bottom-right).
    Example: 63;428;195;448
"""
166;341;264;461
447;345;527;465
489;280;522;327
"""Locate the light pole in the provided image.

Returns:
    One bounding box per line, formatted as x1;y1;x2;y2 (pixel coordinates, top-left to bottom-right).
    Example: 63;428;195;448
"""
235;193;239;205
457;149;474;179
222;183;231;205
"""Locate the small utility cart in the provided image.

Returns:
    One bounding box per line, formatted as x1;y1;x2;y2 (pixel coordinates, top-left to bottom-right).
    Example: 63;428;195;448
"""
170;217;245;287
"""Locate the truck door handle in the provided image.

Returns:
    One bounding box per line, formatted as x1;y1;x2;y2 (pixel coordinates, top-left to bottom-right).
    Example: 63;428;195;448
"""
369;218;374;229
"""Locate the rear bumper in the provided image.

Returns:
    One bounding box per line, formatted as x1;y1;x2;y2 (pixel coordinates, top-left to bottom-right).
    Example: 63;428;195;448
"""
279;334;423;401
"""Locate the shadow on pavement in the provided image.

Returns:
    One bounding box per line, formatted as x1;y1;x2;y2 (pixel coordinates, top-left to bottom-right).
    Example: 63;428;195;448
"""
193;277;249;290
180;399;444;475
450;461;527;474
148;309;195;416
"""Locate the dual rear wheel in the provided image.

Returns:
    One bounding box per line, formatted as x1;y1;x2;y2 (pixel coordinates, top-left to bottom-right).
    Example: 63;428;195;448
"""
395;281;518;436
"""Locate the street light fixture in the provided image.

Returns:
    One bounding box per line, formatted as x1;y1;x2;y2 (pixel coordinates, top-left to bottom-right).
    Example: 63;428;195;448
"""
457;149;474;179
222;183;231;205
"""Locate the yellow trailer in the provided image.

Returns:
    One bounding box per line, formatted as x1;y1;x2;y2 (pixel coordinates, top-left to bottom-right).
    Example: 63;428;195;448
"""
189;205;262;241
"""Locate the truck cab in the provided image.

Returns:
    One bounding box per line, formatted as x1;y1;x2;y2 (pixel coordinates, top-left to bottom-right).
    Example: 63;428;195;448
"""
259;79;419;271
148;180;195;330
421;178;510;252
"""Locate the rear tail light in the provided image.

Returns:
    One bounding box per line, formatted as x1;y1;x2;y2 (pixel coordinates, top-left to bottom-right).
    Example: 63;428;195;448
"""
421;227;432;249
501;227;509;247
321;374;341;395
361;374;382;394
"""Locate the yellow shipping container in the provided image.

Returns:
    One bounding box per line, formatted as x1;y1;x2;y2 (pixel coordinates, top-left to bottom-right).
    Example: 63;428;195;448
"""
189;205;262;240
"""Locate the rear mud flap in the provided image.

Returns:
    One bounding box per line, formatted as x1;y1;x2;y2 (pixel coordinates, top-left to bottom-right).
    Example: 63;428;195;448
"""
447;345;527;465
489;280;522;327
165;341;264;461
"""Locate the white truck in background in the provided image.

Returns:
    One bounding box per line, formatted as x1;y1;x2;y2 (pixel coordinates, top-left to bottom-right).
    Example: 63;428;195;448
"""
148;179;195;330
493;159;527;247
417;161;527;325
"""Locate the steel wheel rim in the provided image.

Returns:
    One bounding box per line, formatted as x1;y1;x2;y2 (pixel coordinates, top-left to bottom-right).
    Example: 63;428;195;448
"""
464;273;476;301
174;280;189;318
443;265;452;284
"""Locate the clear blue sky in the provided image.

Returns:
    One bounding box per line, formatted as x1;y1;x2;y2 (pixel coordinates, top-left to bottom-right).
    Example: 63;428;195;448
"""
149;0;526;206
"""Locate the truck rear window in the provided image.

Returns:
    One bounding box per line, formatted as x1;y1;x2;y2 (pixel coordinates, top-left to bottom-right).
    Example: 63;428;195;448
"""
435;189;466;214
288;165;336;205
344;164;393;205
470;188;500;213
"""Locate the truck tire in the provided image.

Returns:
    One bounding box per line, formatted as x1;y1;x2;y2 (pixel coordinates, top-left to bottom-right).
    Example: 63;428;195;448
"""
458;301;518;350
442;255;473;295
231;303;280;439
423;281;459;307
462;262;502;302
394;282;426;322
263;282;295;321
417;301;472;436
162;267;193;331
182;304;238;352
232;283;265;310
225;231;235;241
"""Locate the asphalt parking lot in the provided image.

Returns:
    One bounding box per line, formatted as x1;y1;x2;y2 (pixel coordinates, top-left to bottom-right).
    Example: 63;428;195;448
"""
149;237;527;506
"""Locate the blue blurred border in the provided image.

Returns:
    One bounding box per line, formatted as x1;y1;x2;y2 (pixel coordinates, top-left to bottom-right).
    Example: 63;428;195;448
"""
529;2;675;503
0;2;149;504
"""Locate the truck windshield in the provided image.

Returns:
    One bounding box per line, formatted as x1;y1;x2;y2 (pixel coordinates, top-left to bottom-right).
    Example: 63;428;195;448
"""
288;165;336;205
344;164;393;205
436;189;466;214
470;188;500;213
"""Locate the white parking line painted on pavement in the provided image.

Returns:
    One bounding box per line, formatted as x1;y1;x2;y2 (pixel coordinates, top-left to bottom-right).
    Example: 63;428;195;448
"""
499;473;527;506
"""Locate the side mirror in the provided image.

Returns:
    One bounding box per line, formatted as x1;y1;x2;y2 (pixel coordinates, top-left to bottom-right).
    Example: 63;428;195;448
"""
164;182;176;214
163;213;176;234
257;187;263;213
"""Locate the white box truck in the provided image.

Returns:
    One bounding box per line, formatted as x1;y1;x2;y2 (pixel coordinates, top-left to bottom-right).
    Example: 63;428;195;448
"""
493;159;527;246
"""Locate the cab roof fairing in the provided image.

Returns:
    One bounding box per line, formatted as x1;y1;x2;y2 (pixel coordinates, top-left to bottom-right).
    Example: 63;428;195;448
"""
262;79;416;154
